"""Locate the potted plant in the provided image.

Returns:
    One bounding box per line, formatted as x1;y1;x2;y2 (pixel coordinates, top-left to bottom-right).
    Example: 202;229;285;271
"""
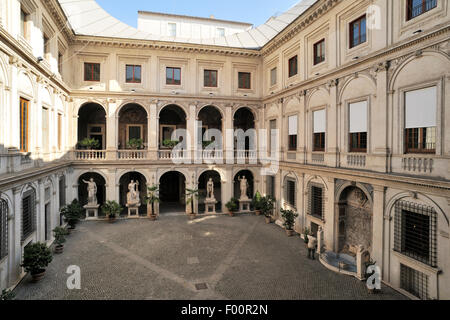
225;198;239;216
53;227;69;254
127;138;144;150
21;243;53;283
61;199;83;230
144;185;160;221
101;201;122;223
1;289;15;300
281;208;299;237
162;139;179;149
261;196;275;224
186;188;199;220
252;191;263;215
303;227;310;247
78;137;100;150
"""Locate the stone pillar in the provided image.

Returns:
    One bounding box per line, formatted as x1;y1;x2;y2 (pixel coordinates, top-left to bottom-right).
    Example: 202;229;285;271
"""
317;226;325;254
11;187;21;285
224;105;234;164
298;93;307;164
105;170;116;203
188;103;197;163
324;177;335;251
106;100;117;160
222;168;233;213
327;80;338;167
8;57;18;149
148;101;158;160
372;185;386;279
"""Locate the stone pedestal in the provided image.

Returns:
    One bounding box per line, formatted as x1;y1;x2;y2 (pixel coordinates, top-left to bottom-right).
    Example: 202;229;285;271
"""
205;199;217;214
84;204;99;220
239;199;251;213
127;204;140;218
317;227;325;254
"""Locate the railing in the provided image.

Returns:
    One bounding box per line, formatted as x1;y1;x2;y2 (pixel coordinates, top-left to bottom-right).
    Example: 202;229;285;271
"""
158;149;187;160
311;153;325;163
117;150;147;160
347;154;366;167
202;150;224;160
235;150;257;161
402;156;434;173
75;150;106;160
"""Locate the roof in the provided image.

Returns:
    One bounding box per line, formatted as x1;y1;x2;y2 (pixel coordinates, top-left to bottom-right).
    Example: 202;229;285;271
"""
57;0;318;50
137;10;253;27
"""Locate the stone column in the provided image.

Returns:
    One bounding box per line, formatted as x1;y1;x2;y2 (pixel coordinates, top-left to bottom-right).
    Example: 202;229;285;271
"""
224;105;234;164
372;185;386;279
327;80;339;167
148;101;158;160
106;99;117;160
10;187;21;285
222;168;233;213
188;103;197;163
324;177;335;251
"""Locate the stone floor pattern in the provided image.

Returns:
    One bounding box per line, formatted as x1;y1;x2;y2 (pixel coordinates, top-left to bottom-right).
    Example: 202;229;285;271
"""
13;214;408;300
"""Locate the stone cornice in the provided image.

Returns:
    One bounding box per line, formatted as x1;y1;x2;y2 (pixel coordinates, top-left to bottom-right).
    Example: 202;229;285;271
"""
42;0;74;43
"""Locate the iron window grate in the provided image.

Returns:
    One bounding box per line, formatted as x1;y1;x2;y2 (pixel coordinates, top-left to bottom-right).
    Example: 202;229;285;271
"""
394;201;437;267
21;190;36;242
308;184;324;220
285;179;296;208
0;199;8;260
400;264;429;300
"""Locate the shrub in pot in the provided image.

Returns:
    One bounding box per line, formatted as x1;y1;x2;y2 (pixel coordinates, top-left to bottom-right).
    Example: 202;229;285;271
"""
127;138;144;150
186;188;199;219
21;243;53;283
303;227;310;247
61;199;83;230
281;208;299;237
53;227;69;254
225;198;239;216
101;201;122;223
145;185;160;220
261;196;275;223
162;139;179;149
252;191;263;216
78;137;100;150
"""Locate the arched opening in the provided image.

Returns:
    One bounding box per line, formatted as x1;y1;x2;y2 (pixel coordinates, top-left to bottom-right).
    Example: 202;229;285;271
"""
119;172;147;216
234;107;255;151
159;171;186;214
78;173;106;216
337;186;373;256
159;105;186;149
198;170;221;213
234;170;254;200
198;106;223;148
118;104;148;150
77;103;106;150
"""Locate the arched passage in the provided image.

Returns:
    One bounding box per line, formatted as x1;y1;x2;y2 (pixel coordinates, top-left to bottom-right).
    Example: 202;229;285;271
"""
119;172;147;216
198;170;221;213
78;173;106;216
159;171;186;214
337;186;373;255
198;106;223;147
234;170;254;200
234;107;255;151
118;103;148;149
159;105;186;149
77;103;106;150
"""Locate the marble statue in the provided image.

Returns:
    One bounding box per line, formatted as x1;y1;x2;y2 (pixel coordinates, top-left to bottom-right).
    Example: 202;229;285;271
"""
82;178;97;205
206;178;215;200
127;180;140;206
238;176;249;200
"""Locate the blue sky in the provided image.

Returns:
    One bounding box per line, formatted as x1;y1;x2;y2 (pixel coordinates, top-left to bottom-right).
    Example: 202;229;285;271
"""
95;0;300;28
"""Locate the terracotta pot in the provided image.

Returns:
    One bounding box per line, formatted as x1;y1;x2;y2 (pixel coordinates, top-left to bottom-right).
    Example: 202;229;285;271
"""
265;216;272;224
149;214;158;221
108;216;117;223
255;210;262;216
228;211;235;217
31;270;46;283
286;229;295;237
54;245;64;254
188;214;196;220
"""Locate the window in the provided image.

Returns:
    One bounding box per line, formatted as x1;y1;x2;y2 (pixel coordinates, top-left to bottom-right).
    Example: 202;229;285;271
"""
267;175;276;199
314;39;325;65
42;107;49;153
313;109;326;152
44;188;51;241
288;56;298;77
394;201;437;267
20;98;29;152
0;199;8;260
288;115;298;151
168;23;177;37
20;9;28;39
238;72;251;89
269;119;277;154
349;101;368;152
57;113;62;150
22;190;36;242
127;125;143;143
309;185;323;220
58;52;63;74
405;87;437;154
59;176;66;209
400;264;429;300
216;28;225;37
349;15;366;48
286;179;296;207
126;65;141;83
270;68;277;86
407;0;437;20
43;35;50;59
166;67;181;85
204;70;218;87
84;63;100;82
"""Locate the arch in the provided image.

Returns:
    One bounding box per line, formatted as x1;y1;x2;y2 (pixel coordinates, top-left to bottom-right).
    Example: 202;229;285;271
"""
306;87;329;109
76;169;109;187
78;172;107;215
338;74;376;103
304;175;329;191
198;170;222;213
77;102;107;150
158;103;188;118
233;105;258;121
197;167;226;182
157;168;189;183
117;103;149;149
158;170;187;214
18;70;34;97
233;169;255;199
19;182;38;198
116;169;151;186
335;181;373;208
282;170;300;184
0;192;13;210
385;191;449;227
118;171;148;216
116;101;149;118
40;86;52;106
55;96;64;112
0;55;8;86
75;100;107;115
198;104;225;119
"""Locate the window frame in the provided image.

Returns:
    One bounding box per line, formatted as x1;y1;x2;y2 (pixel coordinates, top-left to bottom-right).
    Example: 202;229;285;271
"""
125;64;142;84
407;0;437;21
20;98;29;153
166;67;181;86
204;69;218;88
238;72;251;90
313;132;325;152
405;127;436;154
309;184;324;220
349;15;367;49
285;179;296;208
288;55;298;78
21;190;36;243
0;199;8;260
270;67;277;87
349;132;367;153
84;62;101;82
313;39;326;65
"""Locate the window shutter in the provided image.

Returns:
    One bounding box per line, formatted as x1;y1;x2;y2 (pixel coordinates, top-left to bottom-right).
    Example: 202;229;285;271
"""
405;86;437;129
314;109;326;133
288;115;298;135
349;101;368;133
0;199;8;259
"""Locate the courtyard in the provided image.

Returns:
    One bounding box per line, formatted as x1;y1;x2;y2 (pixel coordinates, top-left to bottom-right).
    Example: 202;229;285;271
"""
13;214;407;300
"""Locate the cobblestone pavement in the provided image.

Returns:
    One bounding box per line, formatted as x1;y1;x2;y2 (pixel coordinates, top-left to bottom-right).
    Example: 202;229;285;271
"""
13;214;408;300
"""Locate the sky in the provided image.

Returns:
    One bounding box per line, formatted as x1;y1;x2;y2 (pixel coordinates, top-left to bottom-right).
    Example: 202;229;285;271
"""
95;0;300;28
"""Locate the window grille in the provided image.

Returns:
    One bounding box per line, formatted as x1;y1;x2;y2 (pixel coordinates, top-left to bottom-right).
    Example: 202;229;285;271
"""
394;201;437;267
285;179;296;208
308;184;324;220
400;264;429;300
267;176;275;199
0;199;8;260
22;190;36;242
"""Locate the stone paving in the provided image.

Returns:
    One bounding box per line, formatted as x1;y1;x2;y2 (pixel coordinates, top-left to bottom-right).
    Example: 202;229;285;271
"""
13;214;408;300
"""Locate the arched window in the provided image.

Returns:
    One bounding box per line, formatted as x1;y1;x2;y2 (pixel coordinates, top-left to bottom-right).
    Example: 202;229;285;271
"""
0;198;8;260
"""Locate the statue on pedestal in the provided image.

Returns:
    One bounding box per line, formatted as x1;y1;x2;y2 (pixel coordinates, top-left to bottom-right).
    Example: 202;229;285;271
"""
83;178;98;205
238;176;249;200
127;180;141;206
206;178;215;200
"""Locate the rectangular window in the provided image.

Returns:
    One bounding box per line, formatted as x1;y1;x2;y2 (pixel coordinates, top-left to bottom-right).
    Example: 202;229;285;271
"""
57;113;62;150
238;72;251;89
20;9;28;38
313;109;326;152
349;101;368;152
43;35;50;58
269;119;277;154
400;264;429;300
286;180;296;207
59;176;66;225
126;65;142;83
267;175;275;199
58;52;63;74
407;0;437;20
288;115;298;151
168;23;177;37
166;67;181;85
84;63;100;82
288;56;298;77
0;199;8;260
204;69;218;87
216;28;225;37
349;15;367;48
270;68;277;86
405;86;437;154
42;107;49;153
310;186;323;219
314;39;326;65
349;132;367;152
20;98;29;152
22;191;36;242
128;125;143;142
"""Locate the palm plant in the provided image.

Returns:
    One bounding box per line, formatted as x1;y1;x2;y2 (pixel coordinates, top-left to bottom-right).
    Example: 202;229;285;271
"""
186;188;199;215
144;185;160;216
127;138;144;149
101;201;122;220
79;137;100;150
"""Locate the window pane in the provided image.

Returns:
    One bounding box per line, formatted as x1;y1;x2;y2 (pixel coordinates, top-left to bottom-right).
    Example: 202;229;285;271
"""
174;68;181;81
211;70;217;86
166;68;173;83
93;64;100;81
129;126;141;140
126;66;134;82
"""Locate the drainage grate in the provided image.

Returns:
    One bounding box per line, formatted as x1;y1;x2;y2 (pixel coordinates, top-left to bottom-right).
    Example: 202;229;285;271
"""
195;283;208;291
